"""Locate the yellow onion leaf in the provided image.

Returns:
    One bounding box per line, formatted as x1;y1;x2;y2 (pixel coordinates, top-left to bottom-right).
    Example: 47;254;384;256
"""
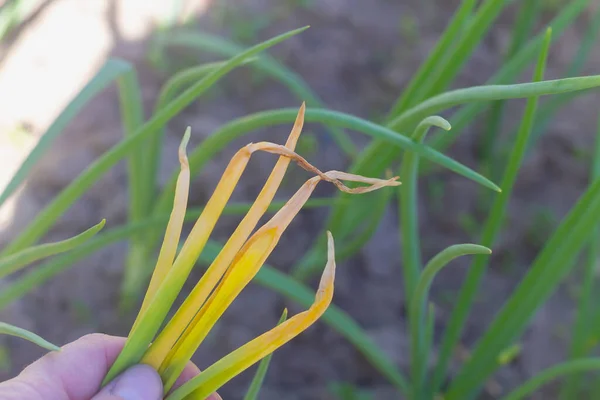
134;129;191;330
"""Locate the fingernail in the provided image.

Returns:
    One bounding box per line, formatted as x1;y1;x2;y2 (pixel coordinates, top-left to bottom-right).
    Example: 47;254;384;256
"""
110;365;163;400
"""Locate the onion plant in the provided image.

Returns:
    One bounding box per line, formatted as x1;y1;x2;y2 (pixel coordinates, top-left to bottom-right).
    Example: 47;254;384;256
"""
3;0;600;398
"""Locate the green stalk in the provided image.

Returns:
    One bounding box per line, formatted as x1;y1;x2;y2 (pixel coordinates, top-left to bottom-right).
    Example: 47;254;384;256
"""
432;28;552;395
399;116;451;303
409;244;491;399
388;76;600;133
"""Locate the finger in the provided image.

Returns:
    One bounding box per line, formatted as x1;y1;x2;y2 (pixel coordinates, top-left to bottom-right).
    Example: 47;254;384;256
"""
0;333;126;400
0;333;221;400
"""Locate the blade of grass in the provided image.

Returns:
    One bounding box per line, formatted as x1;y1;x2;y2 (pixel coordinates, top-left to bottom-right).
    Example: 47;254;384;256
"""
242;309;288;400
0;59;131;209
445;150;600;400
1;27;309;258
118;68;146;219
388;75;600;133
433;28;552;394
409;244;491;398
0;219;105;280
158;30;357;158
400;116;451;302
0;219;409;395
501;359;600;400
560;104;600;399
386;0;477;118
0;321;60;352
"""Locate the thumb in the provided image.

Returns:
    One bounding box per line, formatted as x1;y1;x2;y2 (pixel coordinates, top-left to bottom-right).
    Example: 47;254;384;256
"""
92;365;163;400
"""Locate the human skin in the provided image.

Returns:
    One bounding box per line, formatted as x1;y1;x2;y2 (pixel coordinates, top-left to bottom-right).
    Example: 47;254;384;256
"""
0;333;220;400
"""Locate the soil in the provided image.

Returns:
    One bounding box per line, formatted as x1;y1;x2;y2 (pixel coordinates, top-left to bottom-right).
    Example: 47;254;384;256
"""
1;0;600;399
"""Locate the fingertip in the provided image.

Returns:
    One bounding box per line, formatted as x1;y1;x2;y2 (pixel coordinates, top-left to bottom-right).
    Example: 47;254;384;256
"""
108;365;163;400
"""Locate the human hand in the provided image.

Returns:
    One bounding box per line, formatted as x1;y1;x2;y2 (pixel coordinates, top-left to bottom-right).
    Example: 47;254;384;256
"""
0;333;221;400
